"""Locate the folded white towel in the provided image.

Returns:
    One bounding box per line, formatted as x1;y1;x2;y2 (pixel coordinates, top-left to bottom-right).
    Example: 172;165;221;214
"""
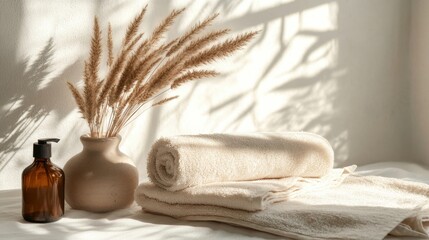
137;167;354;211
147;132;334;191
136;174;429;240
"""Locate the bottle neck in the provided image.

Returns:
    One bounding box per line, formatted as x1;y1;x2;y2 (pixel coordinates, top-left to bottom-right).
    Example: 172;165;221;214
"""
35;158;51;162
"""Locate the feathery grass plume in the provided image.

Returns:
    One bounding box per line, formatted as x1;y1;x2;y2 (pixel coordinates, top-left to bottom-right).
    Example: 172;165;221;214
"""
116;31;151;95
124;5;184;82
101;26;146;107
134;42;174;83
143;29;230;96
131;57;162;104
126;33;144;51
152;96;179;106
123;5;147;46
128;43;168;88
144;8;185;57
134;8;185;60
109;32;146;100
88;17;102;83
84;17;103;136
135;56;162;82
118;39;148;88
113;43;166;105
98;40;133;108
67;5;258;138
140;29;232;100
151;8;185;44
183;31;259;68
182;29;231;56
171;70;219;89
166;13;219;56
139;59;177;101
82;61;92;123
67;82;86;119
107;23;113;66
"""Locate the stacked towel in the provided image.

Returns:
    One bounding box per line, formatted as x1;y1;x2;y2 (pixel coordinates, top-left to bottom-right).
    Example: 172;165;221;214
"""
136;132;429;240
138;166;353;212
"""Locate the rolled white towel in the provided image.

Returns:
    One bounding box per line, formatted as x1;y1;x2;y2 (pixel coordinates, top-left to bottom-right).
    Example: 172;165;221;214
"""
147;132;334;191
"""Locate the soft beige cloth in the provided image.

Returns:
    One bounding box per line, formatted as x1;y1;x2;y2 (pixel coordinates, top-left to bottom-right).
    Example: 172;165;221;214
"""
138;166;354;212
147;132;334;191
141;132;429;239
136;173;429;240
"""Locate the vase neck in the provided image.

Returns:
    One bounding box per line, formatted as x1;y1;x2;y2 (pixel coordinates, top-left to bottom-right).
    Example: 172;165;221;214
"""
80;135;121;152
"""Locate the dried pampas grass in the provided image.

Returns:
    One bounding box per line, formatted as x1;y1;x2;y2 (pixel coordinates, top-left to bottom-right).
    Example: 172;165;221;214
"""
67;5;258;138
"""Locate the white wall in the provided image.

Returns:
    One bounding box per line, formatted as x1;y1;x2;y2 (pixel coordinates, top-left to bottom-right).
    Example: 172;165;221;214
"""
410;0;429;166
0;0;412;189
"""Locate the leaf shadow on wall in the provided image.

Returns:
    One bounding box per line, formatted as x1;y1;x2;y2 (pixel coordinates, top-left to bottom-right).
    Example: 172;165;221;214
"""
0;38;81;172
151;0;350;166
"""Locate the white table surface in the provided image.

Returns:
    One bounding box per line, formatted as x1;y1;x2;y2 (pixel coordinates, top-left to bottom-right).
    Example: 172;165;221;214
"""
1;162;429;240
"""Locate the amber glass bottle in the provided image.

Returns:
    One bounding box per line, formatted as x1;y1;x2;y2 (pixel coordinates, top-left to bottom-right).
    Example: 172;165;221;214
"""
22;138;65;223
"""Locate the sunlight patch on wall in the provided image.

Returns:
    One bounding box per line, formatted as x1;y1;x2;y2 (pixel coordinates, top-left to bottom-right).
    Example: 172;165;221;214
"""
147;1;347;164
0;0;412;189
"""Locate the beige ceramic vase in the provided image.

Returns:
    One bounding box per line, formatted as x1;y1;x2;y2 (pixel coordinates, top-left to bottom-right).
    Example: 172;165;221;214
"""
64;134;138;212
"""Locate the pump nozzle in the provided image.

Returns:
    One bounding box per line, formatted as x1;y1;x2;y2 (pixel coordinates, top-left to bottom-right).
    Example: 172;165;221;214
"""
38;138;60;144
33;138;60;158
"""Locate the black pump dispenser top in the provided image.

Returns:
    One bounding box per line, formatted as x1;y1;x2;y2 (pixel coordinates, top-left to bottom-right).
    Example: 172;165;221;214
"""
33;138;60;158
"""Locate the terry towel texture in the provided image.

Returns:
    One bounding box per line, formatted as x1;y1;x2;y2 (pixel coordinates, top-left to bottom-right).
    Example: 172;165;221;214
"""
136;174;429;240
138;166;353;212
138;132;429;239
147;132;334;191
